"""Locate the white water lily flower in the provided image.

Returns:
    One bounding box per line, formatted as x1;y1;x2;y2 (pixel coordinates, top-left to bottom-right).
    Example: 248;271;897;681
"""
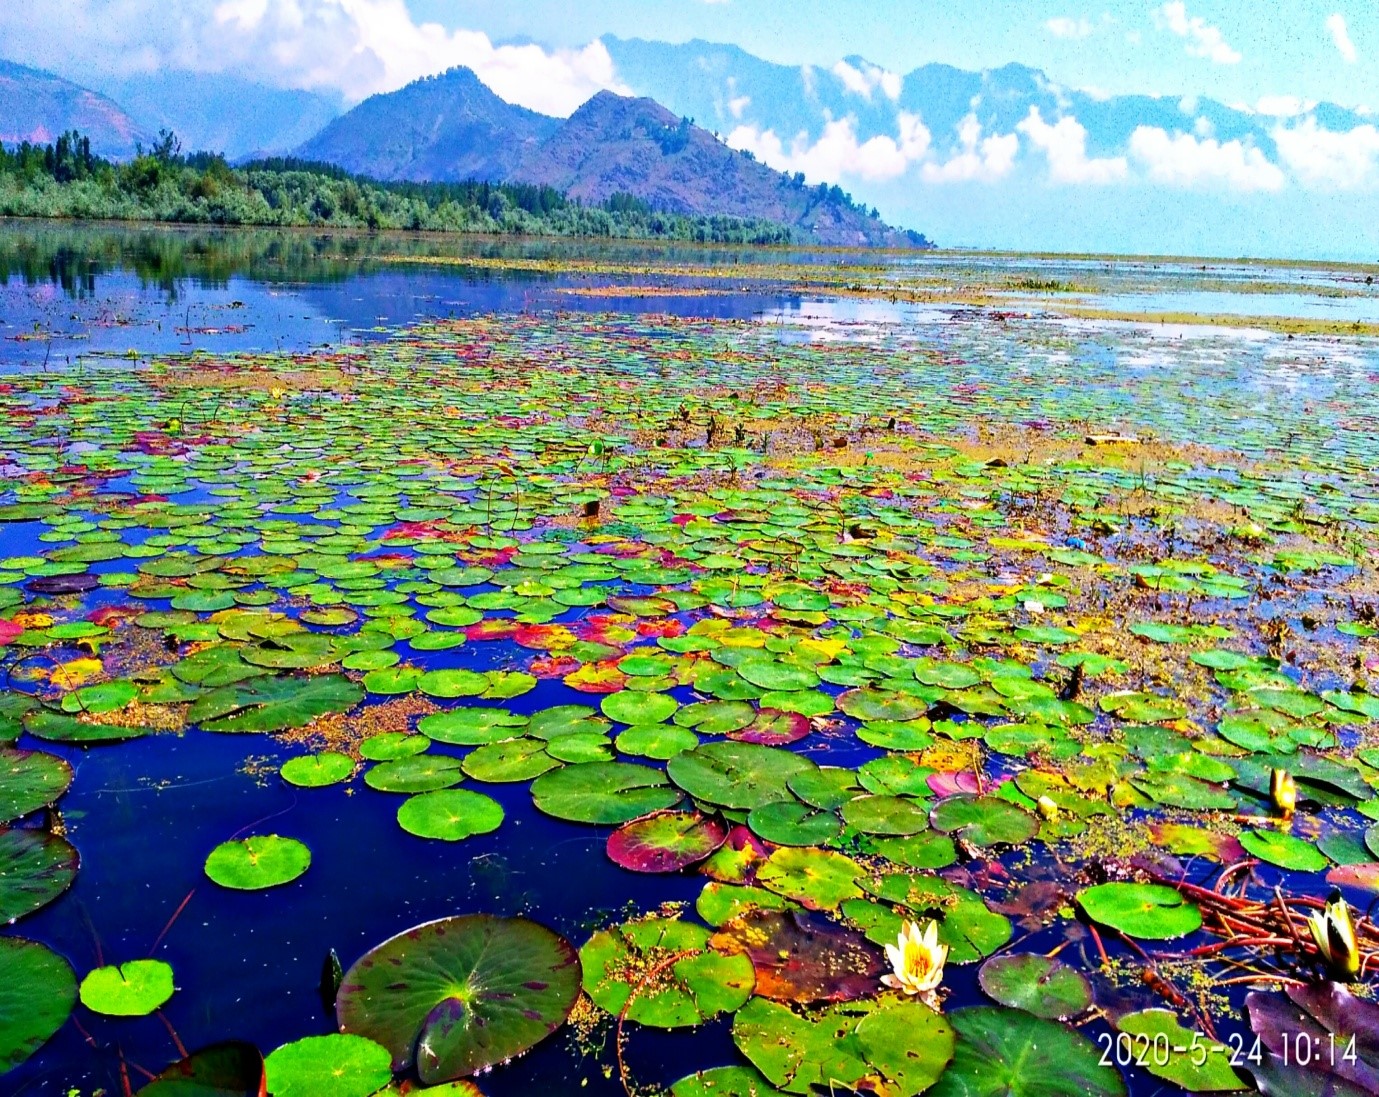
881;919;948;996
1022;598;1046;616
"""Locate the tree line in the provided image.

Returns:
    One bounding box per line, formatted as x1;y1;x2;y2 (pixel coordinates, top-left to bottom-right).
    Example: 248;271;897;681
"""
0;129;799;245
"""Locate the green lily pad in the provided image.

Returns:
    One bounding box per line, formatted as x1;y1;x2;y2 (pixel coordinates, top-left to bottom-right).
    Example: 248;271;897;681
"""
930;795;1037;846
581;917;754;1027
1237;829;1328;872
281;752;353;787
264;1033;392;1097
532;761;680;824
0;936;76;1071
139;1041;268;1096
602;690;680;725
204;835;311;890
397;789;504;841
1116;1009;1246;1092
79;958;175;1017
189;674;363;733
757;847;865;910
336;915;581;1083
0;747;73;824
928;1006;1125;1096
0;828;79;923
1078;882;1202;940
977;954;1092;1020
366;755;466;792
667;742;815;810
747;801;844;846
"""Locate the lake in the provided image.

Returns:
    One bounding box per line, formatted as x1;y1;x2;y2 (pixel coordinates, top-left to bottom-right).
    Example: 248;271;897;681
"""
4;220;1379;1097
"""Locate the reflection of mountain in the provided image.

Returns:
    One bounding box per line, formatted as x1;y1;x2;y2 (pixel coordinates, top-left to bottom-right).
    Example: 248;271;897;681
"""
294;68;925;247
0;60;148;158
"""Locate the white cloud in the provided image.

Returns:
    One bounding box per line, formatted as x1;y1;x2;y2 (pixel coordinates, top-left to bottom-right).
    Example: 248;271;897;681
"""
1154;2;1241;64
1326;13;1358;63
1017;107;1127;183
830;59;902;102
1254;95;1314;117
1274;118;1379;188
1046;16;1093;39
0;0;625;114
1129;126;1285;190
920;114;1019;183
727;111;930;183
728;95;751;120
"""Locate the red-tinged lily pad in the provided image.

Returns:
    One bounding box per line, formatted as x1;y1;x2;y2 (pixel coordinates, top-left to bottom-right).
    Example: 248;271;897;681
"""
728;709;810;746
1327;863;1379;892
708;908;885;1003
606;810;727;873
337;915;581;1084
140;1041;268;1096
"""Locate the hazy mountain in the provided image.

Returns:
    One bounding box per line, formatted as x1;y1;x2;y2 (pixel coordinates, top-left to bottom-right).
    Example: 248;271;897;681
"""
294;68;922;246
96;74;342;161
603;37;1371;165
510;91;917;246
0;59;148;158
297;67;559;182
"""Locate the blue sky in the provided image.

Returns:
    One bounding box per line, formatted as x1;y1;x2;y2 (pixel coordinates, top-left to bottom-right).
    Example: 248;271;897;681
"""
1;0;1376;258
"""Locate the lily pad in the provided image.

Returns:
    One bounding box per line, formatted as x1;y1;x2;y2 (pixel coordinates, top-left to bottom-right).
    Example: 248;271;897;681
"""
189;674;362;733
0;828;79;922
977;954;1092;1020
139;1041;268;1096
1;746;73;824
281;752;353;788
606;812;728;873
0;936;76;1071
580;917;755;1027
337;915;581;1082
79;958;175;1017
667;742;815;810
397;790;504;841
928;1006;1125;1097
205;835;311;890
532;761;680;824
264;1033;392;1097
1078;882;1202;940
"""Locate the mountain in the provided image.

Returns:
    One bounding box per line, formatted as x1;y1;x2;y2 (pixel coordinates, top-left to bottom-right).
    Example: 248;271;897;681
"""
297;67;559;182
295;69;923;246
0;60;148;158
509;92;917;246
95;74;342;161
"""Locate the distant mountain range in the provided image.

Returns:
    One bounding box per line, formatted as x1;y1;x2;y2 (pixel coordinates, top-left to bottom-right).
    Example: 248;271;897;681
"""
602;36;1372;171
298;69;919;246
0;60;148;159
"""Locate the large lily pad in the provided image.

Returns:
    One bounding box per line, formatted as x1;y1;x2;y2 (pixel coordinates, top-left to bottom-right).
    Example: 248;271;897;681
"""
531;761;681;824
0;749;72;826
928;1006;1126;1096
0;827;79;922
188;674;363;733
0;936;76;1071
977;954;1092;1020
336;914;581;1083
397;790;504;841
667;742;815;810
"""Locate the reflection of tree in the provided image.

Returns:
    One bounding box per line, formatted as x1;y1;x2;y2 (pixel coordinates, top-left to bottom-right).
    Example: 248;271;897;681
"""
0;221;802;301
